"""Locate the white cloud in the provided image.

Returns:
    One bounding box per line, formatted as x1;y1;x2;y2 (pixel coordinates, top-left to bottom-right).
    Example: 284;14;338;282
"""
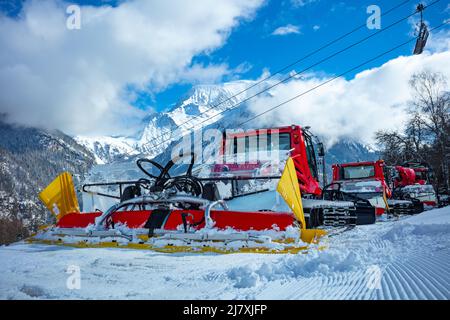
247;50;450;147
163;62;253;86
271;24;301;36
426;28;450;53
0;0;263;135
313;25;320;31
290;0;318;8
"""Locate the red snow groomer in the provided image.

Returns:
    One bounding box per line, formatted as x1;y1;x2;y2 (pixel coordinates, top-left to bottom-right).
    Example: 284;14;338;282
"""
391;162;437;207
393;166;417;188
212;125;321;196
211;125;376;225
331;160;424;216
29;125;375;253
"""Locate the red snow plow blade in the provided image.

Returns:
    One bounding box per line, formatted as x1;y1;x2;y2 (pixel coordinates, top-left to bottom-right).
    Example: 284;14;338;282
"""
56;210;296;232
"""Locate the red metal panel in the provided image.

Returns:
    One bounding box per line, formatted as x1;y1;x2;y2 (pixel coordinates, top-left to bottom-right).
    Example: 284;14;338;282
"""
112;210;151;228
163;209;295;231
211;210;295;231
57;209;296;232
163;210;204;230
56;212;102;228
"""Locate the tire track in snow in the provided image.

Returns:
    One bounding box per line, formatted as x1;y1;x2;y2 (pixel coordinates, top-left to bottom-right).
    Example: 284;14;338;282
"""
278;269;373;300
388;262;419;299
403;254;449;299
415;254;450;285
376;248;450;299
353;271;374;300
296;277;325;299
381;265;402;299
335;271;364;300
318;273;338;299
330;272;351;299
284;278;320;299
320;269;364;300
414;251;450;276
284;275;327;299
398;262;441;299
367;238;389;250
393;262;438;299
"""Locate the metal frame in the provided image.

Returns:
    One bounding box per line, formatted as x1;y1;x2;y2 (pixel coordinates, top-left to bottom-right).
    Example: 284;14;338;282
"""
82;180;154;200
82;175;282;201
93;195;211;230
204;200;229;228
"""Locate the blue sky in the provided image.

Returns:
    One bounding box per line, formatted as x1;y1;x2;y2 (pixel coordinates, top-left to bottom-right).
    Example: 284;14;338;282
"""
146;0;447;111
1;0;448;117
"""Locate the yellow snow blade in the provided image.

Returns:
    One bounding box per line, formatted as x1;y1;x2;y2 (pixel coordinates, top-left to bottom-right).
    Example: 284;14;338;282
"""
300;229;327;244
39;172;80;221
277;157;327;244
25;237;314;254
277;157;306;228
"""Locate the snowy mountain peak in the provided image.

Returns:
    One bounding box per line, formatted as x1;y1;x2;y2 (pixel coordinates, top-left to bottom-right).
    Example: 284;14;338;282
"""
175;82;248;111
77;81;256;164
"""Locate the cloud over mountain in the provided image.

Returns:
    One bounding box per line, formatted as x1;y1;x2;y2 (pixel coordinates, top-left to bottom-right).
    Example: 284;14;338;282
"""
0;0;263;135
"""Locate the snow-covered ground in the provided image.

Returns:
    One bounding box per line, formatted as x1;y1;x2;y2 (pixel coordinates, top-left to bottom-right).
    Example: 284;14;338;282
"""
0;207;449;300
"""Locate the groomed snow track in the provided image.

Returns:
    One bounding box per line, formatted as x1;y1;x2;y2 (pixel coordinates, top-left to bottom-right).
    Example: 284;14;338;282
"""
0;207;448;300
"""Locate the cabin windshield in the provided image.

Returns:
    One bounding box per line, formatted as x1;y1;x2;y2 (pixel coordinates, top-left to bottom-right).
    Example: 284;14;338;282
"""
229;133;291;154
341;165;375;180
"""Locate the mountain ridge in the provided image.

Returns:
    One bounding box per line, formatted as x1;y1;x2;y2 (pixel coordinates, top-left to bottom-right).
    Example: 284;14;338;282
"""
75;81;259;164
0;120;95;244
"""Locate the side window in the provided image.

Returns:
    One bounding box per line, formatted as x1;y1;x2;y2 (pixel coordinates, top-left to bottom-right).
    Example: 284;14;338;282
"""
278;134;291;150
304;134;318;180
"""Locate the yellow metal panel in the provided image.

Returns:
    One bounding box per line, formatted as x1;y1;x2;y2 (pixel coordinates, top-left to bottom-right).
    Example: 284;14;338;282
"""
38;172;80;220
383;188;390;212
276;157;327;244
276;157;306;228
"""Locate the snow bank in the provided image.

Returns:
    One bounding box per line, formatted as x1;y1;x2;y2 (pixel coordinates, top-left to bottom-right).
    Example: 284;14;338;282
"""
226;249;363;288
383;223;450;241
401;205;450;224
382;206;450;242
